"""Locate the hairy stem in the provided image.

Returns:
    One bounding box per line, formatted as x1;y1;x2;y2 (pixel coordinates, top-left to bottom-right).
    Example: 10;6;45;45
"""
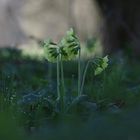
57;55;60;100
80;60;91;95
60;55;65;110
78;48;81;96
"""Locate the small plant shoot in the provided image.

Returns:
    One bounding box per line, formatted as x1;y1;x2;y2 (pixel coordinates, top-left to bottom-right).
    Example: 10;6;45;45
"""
43;28;109;112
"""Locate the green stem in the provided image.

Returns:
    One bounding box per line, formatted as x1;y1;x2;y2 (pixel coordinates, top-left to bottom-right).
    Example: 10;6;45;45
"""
61;62;65;94
78;48;81;96
60;55;65;101
80;60;91;95
57;55;60;100
48;63;52;82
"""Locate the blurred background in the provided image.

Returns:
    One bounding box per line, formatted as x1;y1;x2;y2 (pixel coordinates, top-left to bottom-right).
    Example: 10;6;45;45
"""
1;1;140;140
0;0;102;45
0;0;140;56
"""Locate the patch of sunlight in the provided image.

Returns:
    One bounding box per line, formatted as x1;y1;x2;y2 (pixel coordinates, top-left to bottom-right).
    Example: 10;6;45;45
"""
18;40;44;61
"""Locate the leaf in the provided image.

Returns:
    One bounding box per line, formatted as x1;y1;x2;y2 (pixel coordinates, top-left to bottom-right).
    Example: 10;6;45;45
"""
66;95;89;112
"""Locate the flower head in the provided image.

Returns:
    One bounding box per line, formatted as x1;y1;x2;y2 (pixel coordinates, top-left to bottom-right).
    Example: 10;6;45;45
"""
94;56;109;75
43;39;59;63
43;28;80;62
60;28;80;61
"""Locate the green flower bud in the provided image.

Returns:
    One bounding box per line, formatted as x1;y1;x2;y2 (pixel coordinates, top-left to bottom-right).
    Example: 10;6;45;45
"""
43;39;59;63
42;28;81;62
94;56;109;75
60;28;80;61
94;67;103;75
101;56;109;69
66;28;75;36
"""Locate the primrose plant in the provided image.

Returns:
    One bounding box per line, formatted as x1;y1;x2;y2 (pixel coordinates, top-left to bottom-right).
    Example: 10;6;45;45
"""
42;28;109;111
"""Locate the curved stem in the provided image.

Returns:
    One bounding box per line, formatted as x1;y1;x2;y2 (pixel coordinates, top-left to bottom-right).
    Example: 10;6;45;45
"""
80;60;91;95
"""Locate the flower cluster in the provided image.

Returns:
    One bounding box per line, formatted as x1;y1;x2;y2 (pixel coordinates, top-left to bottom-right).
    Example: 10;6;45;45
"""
43;28;80;62
43;39;59;62
94;56;109;75
60;28;80;61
